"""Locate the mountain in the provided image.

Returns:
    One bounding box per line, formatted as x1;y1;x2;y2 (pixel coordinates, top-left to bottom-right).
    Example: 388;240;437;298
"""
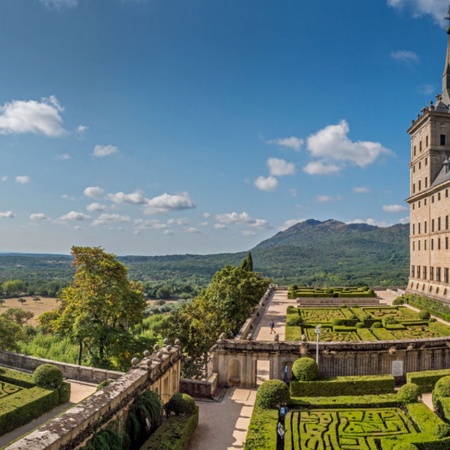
0;219;410;287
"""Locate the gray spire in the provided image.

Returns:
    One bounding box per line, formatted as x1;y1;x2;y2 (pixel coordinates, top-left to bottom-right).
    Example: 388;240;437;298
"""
436;7;450;110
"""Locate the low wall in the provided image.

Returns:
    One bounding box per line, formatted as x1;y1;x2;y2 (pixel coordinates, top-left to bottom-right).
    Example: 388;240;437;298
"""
6;345;182;450
0;350;123;383
180;373;218;398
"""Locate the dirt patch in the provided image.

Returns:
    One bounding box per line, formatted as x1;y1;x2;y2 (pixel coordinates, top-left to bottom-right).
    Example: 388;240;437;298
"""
0;297;59;326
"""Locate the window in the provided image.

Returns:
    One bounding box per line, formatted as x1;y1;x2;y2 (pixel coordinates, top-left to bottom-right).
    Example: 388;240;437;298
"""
439;238;441;250
441;134;446;145
446;189;449;198
420;141;423;151
426;136;429;146
413;166;416;173
446;215;449;230
423;266;427;279
424;198;427;206
439;217;441;231
418;223;421;234
419;162;422;169
425;177;428;188
431;267;434;280
432;219;435;232
447;237;449;250
425;221;427;233
414;146;416;156
412;241;415;251
417;266;421;278
418;240;421;251
419;201;421;208
412;224;415;235
413;184;416;194
437;267;442;282
426;157;428;166
439;192;441;201
446;268;449;284
432;195;435;203
413;203;415;210
412;265;415;277
419;180;422;191
431;239;434;250
425;239;427;250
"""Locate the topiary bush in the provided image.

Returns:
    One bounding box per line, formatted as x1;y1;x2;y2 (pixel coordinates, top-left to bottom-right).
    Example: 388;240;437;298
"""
254;379;289;409
292;357;319;381
419;310;431;320
371;322;382;329
397;383;420;404
433;376;450;411
392;298;405;306
32;364;63;389
165;393;197;416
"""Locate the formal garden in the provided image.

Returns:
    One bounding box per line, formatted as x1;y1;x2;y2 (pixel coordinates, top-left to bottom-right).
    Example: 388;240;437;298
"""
288;286;376;299
285;304;450;342
245;357;450;450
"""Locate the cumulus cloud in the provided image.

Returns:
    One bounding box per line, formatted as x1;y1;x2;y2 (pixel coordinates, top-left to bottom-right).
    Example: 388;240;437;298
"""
144;192;195;214
254;176;278;191
387;0;447;26
0;96;65;137
215;211;272;228
30;213;47;220
167;218;190;226
133;219;169;233
92;213;131;227
267;158;296;176
349;218;390;227
107;191;147;205
185;227;201;234
92;144;119;157
56;153;71;160
214;223;227;230
306;120;393;169
15;175;30;184
390;50;419;65
267;136;303;151
316;195;341;203
203;212;212;219
84;186;104;199
163;229;174;235
0;211;14;219
303;161;341;175
59;211;90;222
280;218;306;231
382;204;409;213
399;216;410;224
76;125;88;137
86;202;107;212
353;186;370;194
40;0;78;10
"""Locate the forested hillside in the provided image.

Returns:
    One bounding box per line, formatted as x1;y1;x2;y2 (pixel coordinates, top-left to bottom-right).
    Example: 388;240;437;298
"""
0;219;409;289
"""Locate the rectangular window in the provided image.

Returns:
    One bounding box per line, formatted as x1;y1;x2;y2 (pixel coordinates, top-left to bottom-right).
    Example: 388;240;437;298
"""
412;224;415;235
432;219;435;232
413;203;415;210
445;268;449;284
423;266;427;280
432;196;435;203
424;198;427;206
439;217;441;231
417;266;421;278
437;267;442;282
447;237;449;250
425;221;427;233
414;146;416;156
425;177;428;188
426;157;428;166
418;240;421;251
412;265;415;278
412;241;415;251
419;180;422;191
413;184;416;194
446;215;449;230
418;223;421;234
425;239;427;250
441;134;446;145
420;141;423;151
447;189;449;198
439;192;441;201
431;239;434;250
426;135;429;146
431;267;434;281
438;238;441;250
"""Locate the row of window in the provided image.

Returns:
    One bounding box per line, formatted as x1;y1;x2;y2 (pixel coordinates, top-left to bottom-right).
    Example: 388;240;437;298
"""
412;216;450;235
411;265;450;283
412;157;428;173
411;189;449;209
412;134;446;157
412;236;449;251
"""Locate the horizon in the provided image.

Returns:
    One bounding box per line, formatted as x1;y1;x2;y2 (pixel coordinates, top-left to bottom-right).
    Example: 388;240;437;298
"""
0;0;439;256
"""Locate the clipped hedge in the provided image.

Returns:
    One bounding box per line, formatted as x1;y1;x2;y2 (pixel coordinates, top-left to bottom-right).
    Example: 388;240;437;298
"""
289;393;401;408
0;367;35;388
244;407;278;450
292;357;319;381
290;374;395;397
33;364;63;389
140;407;199;450
255;380;289;409
407;369;450;394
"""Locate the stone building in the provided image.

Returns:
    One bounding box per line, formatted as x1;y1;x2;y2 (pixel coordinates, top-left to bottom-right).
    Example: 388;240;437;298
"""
407;20;450;302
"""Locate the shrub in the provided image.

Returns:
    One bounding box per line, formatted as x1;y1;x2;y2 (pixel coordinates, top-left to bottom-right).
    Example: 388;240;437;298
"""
82;427;123;450
254;380;289;409
430;317;437;322
397;383;420;403
433;376;450;412
165;393;197;416
371;322;382;329
392;444;417;450
286;316;303;326
383;316;398;325
435;423;450;439
292;357;319;381
392;298;405;306
418;310;431;320
32;364;63;389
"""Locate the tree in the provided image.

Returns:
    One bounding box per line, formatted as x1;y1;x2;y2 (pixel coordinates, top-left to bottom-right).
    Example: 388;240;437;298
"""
52;246;146;369
241;252;253;272
0;316;24;351
2;279;25;296
2;308;34;325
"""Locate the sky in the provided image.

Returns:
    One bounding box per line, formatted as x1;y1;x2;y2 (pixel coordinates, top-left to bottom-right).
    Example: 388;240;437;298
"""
0;0;449;256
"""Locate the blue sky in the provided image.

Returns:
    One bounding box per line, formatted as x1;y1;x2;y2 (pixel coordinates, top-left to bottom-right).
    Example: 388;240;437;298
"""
0;0;448;255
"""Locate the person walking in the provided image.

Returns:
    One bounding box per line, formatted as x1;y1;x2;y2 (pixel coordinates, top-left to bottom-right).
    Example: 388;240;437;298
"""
269;319;275;334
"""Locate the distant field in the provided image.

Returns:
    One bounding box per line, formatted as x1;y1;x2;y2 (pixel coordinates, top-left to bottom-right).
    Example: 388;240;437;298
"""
0;297;59;326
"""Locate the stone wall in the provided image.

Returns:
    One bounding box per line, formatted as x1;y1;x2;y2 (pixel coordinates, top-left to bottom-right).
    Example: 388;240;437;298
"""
0;350;123;383
5;344;182;450
180;373;218;398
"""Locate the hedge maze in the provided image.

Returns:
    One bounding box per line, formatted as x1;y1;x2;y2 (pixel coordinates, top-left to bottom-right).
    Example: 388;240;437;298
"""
0;381;22;400
286;305;450;342
287;408;415;450
288;286;376;299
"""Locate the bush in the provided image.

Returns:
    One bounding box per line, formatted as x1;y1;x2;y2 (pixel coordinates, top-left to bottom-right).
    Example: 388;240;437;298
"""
32;364;63;389
371;322;382;329
397;383;420;403
433;376;450;412
407;369;450;394
254;380;289;409
419;310;431;320
392;298;405;306
292;357;319;381
435;423;450;439
165;393;197;416
383;316;398;325
286;316;303;326
392;444;417;450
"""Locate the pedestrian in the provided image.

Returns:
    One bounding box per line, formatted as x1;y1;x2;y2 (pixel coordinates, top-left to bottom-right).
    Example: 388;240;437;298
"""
269;319;275;334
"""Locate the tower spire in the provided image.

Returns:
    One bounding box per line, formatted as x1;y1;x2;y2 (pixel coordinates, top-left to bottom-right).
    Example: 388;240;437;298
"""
441;5;450;105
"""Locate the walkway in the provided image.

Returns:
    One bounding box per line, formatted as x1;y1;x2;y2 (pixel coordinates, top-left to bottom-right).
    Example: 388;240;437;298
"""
0;380;97;449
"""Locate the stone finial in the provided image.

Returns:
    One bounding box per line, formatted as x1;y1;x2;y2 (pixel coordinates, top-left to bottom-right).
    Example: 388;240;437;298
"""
153;344;160;352
219;332;227;340
166;345;172;352
157;351;164;360
143;350;150;358
174;339;181;346
146;359;152;369
131;357;139;367
163;338;170;345
274;333;279;342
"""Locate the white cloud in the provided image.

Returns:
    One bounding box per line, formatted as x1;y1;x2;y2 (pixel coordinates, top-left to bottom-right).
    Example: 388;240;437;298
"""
242;230;256;236
288;188;298;197
185;227;201;234
30;213;47;220
215;211;272;229
59;211;90;222
303;161;341;175
56;153;70;160
254;176;278;191
0;211;14;219
267;136;304;151
1;176;7;182
40;0;78;10
92;144;119;157
267;158;296;176
382;204;409;213
349;218;390;227
163;229;174;235
92;213;131;227
353;186;370;194
306;120;393;168
390;50;419;65
280;218;306;231
387;0;447;26
86;202;107;212
316;195;340;203
214;223;227;230
84;186;104;199
144;192;195;214
0;96;65;137
399;216;410;224
203;212;212;219
167;218;190;226
76;125;88;137
15;176;30;184
133;219;169;232
107;191;147;205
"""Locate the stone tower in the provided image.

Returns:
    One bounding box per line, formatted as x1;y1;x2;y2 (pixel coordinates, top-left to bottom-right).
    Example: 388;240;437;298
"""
406;15;450;303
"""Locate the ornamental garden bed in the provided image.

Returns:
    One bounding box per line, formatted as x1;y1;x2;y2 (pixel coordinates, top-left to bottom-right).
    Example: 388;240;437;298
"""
286;305;450;342
288;286;376;299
